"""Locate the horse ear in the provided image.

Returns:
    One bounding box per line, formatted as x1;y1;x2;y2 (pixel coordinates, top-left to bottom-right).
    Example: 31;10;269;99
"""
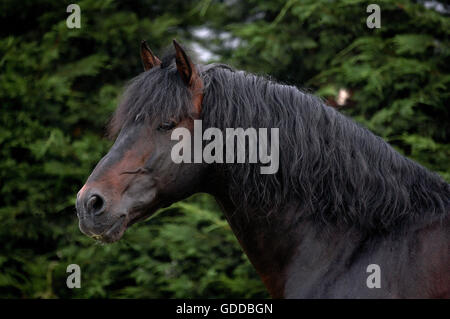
173;39;198;86
140;40;161;71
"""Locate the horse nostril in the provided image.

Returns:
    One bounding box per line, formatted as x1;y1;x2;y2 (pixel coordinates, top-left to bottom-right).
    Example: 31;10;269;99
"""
86;194;105;216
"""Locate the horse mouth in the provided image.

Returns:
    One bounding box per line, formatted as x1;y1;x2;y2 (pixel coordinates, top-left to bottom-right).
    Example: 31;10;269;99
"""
87;199;162;243
93;215;127;243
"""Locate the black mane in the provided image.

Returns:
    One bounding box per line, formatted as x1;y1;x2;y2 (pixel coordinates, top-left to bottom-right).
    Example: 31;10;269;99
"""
109;52;450;232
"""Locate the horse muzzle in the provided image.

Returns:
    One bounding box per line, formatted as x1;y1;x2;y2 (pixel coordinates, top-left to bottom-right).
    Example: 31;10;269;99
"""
76;187;127;243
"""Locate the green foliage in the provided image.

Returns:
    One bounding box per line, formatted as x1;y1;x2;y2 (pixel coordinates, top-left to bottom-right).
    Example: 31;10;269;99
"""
1;0;448;298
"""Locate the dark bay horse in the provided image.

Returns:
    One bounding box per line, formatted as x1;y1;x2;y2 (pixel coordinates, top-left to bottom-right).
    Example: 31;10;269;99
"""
76;40;450;298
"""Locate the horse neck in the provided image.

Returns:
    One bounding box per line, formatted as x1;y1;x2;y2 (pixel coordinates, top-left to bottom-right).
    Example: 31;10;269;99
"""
213;190;450;298
206;168;318;297
211;188;350;297
211;191;299;297
207;168;450;298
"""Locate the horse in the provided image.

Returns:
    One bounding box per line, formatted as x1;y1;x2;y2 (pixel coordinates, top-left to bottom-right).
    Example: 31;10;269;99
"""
76;40;450;298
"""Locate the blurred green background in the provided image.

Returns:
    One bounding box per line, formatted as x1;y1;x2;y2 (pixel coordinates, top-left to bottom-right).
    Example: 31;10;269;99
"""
0;0;448;298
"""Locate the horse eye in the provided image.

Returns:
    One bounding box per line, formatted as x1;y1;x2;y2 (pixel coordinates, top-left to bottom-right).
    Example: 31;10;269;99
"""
158;121;177;131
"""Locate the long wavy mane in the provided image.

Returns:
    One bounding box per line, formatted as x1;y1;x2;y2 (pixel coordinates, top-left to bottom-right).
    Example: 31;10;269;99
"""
109;52;450;233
